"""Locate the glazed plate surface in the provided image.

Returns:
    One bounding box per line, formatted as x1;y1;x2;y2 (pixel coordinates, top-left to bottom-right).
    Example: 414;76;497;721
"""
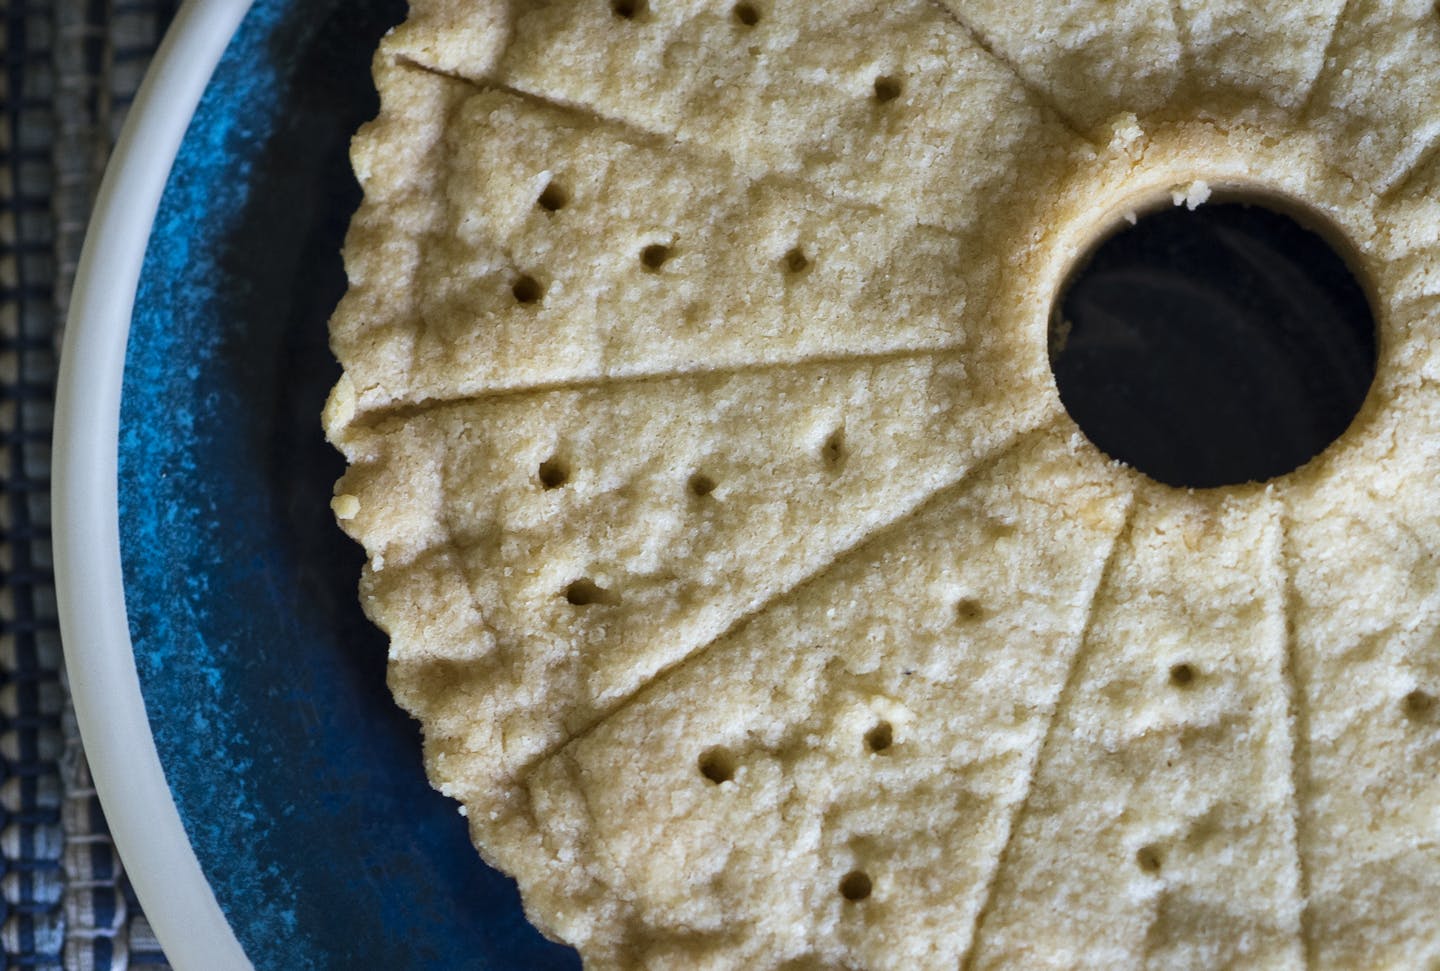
65;1;578;966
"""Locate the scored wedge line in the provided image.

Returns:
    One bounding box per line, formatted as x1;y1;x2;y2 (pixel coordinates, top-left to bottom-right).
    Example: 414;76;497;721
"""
925;0;1093;144
1377;127;1440;203
957;489;1138;971
1276;496;1318;970
347;343;980;431
528;411;1067;779
390;54;964;239
1295;0;1354;124
1166;0;1193;83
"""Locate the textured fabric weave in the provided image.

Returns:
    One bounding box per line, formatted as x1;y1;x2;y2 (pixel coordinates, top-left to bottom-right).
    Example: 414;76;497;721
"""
2;1;176;967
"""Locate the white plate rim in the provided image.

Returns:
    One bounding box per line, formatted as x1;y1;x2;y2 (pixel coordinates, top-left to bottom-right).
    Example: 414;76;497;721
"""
51;1;256;968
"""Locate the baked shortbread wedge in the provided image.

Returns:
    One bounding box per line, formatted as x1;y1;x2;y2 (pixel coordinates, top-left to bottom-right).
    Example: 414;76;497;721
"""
327;1;1440;966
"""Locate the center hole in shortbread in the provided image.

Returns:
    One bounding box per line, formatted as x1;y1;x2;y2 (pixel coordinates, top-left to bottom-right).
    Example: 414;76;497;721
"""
1048;195;1377;489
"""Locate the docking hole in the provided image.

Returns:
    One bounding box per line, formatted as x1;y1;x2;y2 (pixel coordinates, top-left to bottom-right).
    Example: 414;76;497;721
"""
512;274;544;305
1403;689;1436;721
699;747;737;784
840;870;873;901
865;721;893;753
641;243;672;271
538;456;570;490
955;598;984;623
563;578;615;607
1169;662;1197;688
822;427;846;469
688;472;717;497
537;180;568;211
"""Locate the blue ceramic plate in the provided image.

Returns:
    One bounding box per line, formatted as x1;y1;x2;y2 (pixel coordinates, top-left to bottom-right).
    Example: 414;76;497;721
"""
56;1;580;967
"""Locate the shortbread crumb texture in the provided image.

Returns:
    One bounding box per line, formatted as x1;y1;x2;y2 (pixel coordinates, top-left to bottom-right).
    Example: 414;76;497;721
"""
326;1;1440;967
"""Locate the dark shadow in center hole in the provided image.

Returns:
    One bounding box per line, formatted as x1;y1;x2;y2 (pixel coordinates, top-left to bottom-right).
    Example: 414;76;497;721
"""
1049;198;1377;489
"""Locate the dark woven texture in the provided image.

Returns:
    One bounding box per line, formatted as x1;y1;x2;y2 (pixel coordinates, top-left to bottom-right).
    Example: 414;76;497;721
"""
2;1;177;967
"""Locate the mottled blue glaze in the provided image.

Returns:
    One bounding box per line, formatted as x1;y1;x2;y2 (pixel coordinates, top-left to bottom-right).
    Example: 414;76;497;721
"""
119;1;580;967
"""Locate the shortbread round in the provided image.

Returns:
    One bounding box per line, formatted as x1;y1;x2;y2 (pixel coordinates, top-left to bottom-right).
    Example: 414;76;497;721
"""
325;2;1440;967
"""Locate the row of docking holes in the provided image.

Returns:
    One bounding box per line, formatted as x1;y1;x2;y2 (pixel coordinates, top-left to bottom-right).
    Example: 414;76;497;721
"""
607;0;907;109
508;225;814;308
548;430;846;607
686;660;1204;783
1158;663;1435;723
562;587;1437;727
539;429;846;492
696;736;886;902
1129;678;1437;874
684;673;1440;898
684;654;1161;904
508;55;903;308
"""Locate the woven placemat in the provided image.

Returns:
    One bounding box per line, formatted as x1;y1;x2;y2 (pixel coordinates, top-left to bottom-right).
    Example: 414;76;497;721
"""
3;1;178;968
